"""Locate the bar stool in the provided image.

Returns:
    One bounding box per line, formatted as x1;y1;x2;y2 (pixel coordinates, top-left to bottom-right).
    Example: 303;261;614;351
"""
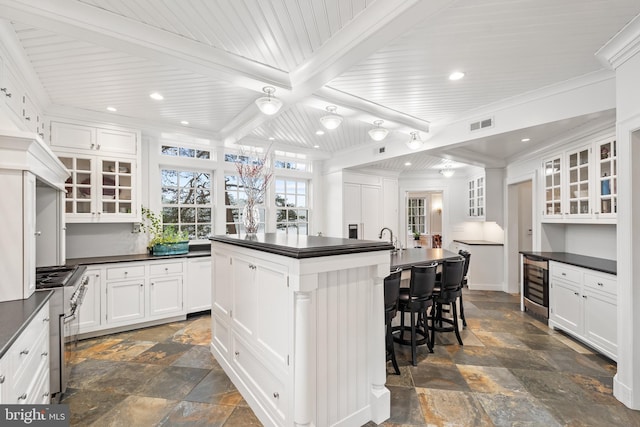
433;257;465;345
393;263;438;366
457;250;471;327
384;269;402;374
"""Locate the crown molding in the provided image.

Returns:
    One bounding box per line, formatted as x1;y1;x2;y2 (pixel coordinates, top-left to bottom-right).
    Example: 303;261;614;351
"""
596;13;640;69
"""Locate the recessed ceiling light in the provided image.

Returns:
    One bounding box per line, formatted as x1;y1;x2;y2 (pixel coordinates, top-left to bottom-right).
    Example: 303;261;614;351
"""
268;137;275;141
521;138;531;142
180;120;189;125
405;162;412;166
106;106;117;112
313;145;320;149
449;71;465;81
315;130;325;135
150;92;164;100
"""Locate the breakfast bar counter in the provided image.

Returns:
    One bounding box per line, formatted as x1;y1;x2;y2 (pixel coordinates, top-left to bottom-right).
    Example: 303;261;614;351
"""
209;233;392;427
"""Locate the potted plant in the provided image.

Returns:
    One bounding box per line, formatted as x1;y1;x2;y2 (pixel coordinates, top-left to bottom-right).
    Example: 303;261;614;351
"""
413;230;421;241
140;206;190;255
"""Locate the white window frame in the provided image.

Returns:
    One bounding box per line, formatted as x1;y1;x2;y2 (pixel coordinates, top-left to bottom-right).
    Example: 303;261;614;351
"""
275;177;309;235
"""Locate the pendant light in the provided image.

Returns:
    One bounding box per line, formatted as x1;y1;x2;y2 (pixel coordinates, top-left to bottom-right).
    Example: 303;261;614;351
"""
406;131;424;150
439;167;455;178
368;120;389;141
255;86;283;115
320;106;343;130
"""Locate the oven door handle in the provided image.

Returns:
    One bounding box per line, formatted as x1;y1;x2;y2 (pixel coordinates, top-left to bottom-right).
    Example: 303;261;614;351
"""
63;312;77;324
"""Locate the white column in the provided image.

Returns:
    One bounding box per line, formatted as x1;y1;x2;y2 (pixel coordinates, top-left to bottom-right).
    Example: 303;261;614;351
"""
294;291;313;427
597;13;640;410
369;268;390;424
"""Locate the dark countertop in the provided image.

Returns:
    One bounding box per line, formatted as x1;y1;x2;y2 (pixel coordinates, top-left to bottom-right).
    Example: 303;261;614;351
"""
210;234;393;259
520;251;617;275
0;291;52;359
391;248;462;271
66;246;211;266
454;239;504;246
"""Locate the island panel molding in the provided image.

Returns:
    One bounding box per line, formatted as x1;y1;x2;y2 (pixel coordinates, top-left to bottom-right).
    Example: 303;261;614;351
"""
210;234;392;426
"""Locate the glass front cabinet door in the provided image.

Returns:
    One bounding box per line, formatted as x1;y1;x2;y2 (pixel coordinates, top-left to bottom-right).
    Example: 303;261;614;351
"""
543;156;562;218
596;139;617;219
566;146;590;217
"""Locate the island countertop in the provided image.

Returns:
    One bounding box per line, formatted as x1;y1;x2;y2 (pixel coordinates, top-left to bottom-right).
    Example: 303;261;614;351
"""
391;247;461;270
454;239;504;246
210;233;394;259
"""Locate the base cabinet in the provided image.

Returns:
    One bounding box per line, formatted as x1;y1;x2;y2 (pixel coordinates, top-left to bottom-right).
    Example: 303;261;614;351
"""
187;258;211;313
78;259;188;336
0;301;50;404
548;261;617;360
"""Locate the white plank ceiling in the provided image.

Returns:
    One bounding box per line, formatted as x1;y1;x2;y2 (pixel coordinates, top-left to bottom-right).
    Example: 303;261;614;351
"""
1;0;639;173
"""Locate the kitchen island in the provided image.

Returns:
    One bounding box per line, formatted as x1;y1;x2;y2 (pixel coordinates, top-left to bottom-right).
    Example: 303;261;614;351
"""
210;234;393;427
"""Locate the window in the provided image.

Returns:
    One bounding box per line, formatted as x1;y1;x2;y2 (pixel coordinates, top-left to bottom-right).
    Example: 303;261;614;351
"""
275;178;308;235
160;169;212;239
407;198;426;234
274;150;310;172
224;174;265;234
161;144;210;159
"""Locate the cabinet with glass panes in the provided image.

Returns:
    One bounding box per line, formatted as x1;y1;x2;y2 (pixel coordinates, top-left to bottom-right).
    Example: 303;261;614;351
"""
58;154;137;222
596;139;617;219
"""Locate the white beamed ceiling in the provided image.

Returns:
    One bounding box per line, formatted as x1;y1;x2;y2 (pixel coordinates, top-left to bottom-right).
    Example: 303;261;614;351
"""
2;0;639;173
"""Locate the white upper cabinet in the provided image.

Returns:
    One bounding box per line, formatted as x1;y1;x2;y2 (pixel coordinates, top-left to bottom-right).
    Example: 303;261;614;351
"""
49;120;138;156
0;54;44;137
467;175;485;219
48;119;141;223
541;136;615;224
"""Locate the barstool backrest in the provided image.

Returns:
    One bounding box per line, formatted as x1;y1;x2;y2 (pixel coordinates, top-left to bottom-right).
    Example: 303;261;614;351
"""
384;270;402;314
409;263;438;302
458;250;471;282
441;258;465;291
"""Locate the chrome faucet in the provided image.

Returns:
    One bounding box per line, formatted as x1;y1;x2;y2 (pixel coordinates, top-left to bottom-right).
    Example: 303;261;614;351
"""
379;227;396;252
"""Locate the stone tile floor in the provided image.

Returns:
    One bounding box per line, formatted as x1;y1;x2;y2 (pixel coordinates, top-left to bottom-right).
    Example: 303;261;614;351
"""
62;290;640;426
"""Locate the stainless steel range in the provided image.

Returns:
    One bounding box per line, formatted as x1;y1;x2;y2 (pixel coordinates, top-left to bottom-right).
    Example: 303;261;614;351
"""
35;264;88;402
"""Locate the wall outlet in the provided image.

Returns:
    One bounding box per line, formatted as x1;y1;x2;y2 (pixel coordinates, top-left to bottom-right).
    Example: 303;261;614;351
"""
132;223;141;233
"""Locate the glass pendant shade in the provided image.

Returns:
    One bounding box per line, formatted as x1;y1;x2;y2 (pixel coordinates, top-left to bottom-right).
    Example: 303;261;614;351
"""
439;168;455;177
406;131;424;150
255;86;283;115
368;120;389;141
320;106;343;130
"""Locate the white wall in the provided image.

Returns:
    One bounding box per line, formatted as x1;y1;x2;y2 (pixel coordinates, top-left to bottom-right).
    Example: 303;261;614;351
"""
66;223;147;258
565;224;617;260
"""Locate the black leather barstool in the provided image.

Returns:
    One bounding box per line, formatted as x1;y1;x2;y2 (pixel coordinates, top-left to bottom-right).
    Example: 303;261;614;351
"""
393;263;438;366
433;257;465;345
458;250;471;327
384;269;402;375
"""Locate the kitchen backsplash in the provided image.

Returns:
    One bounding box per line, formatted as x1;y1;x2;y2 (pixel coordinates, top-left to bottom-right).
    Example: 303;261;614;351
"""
66;223;147;258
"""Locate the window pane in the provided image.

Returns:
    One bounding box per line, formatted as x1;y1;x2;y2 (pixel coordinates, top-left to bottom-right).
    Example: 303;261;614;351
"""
179;171;194;183
180;188;195;204
162;207;179;223
195;173;210;187
161;188;178;204
196;189;211;204
181;207;195;223
161;146;178;156
179;147;195;158
161;170;178;186
197;208;211;222
197;224;211;239
196;150;210;159
275;194;285;207
182;224;196;239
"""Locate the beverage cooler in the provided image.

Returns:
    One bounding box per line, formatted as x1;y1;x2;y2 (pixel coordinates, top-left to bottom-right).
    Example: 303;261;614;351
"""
522;254;549;319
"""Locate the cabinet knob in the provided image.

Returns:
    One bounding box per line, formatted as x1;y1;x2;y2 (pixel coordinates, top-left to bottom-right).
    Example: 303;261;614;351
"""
35;231;42;236
273;392;279;399
165;267;169;271
41;351;48;357
234;351;239;357
573;292;579;296
140;284;143;287
96;144;101;150
0;87;11;97
583;295;587;299
597;282;604;287
20;349;29;356
43;317;49;322
25;116;31;121
18;393;27;401
124;271;128;275
0;374;5;384
90;143;95;149
561;273;566;276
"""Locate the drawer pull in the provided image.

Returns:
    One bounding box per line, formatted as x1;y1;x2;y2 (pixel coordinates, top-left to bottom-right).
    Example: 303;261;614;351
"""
597;282;604;287
583;295;588;299
0;375;5;384
234;351;240;357
165;267;169;271
41;351;49;357
0;87;11;97
249;264;256;270
20;349;29;356
124;271;128;275
573;292;579;296
43;317;49;322
18;393;27;401
273;392;279;399
561;273;567;276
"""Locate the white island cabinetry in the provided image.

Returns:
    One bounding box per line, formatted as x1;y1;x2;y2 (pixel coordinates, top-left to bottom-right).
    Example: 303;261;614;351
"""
211;234;392;427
